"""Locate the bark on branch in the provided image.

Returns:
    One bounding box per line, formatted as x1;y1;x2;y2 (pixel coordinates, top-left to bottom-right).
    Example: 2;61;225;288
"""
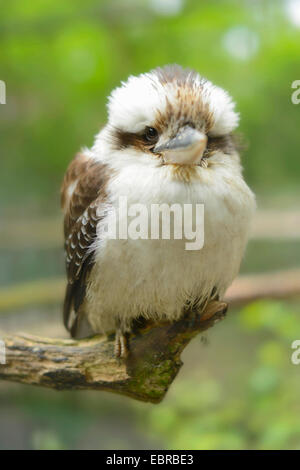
0;301;227;403
0;269;299;403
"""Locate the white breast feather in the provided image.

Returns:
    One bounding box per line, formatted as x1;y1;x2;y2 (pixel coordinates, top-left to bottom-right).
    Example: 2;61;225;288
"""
83;145;255;334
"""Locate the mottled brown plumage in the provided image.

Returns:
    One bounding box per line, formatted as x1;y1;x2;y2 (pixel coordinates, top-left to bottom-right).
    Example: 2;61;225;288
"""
61;153;109;335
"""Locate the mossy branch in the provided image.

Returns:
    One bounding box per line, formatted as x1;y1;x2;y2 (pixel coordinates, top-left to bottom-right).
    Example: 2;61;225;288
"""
1;268;299;403
0;301;227;403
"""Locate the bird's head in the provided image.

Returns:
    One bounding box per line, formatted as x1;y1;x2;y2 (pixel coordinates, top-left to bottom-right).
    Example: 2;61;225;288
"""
105;65;239;169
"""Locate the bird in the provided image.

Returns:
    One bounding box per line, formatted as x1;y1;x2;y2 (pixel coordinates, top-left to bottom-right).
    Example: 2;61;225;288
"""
61;64;256;357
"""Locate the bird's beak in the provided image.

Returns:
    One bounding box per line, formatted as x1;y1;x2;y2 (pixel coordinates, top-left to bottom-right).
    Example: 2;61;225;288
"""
153;125;207;165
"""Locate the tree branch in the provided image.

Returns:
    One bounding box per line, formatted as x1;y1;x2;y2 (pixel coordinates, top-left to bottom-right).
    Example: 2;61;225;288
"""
1;269;299;403
0;301;227;403
225;269;300;306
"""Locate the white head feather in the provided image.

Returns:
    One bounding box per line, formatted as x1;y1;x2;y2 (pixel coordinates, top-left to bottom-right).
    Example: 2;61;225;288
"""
107;65;239;136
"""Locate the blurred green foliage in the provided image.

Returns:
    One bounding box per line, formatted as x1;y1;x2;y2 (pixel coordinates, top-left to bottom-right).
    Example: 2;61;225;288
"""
1;0;300;213
141;300;300;450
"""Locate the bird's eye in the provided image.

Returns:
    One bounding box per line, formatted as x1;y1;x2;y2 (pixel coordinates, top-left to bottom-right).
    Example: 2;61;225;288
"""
144;127;159;144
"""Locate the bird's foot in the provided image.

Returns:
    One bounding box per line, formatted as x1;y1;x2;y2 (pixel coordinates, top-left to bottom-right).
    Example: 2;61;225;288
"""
200;300;228;323
185;300;228;329
114;330;130;359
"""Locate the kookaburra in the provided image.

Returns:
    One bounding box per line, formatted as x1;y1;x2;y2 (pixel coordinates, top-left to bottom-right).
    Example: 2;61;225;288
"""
61;65;255;357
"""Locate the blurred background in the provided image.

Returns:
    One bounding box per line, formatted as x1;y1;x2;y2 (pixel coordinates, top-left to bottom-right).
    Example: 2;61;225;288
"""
1;0;300;450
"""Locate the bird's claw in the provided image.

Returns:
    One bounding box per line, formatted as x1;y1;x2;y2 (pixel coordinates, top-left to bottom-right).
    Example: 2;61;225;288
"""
114;330;130;359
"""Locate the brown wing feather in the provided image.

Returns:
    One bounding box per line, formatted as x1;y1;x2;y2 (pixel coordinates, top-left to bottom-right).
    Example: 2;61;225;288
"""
61;152;109;337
